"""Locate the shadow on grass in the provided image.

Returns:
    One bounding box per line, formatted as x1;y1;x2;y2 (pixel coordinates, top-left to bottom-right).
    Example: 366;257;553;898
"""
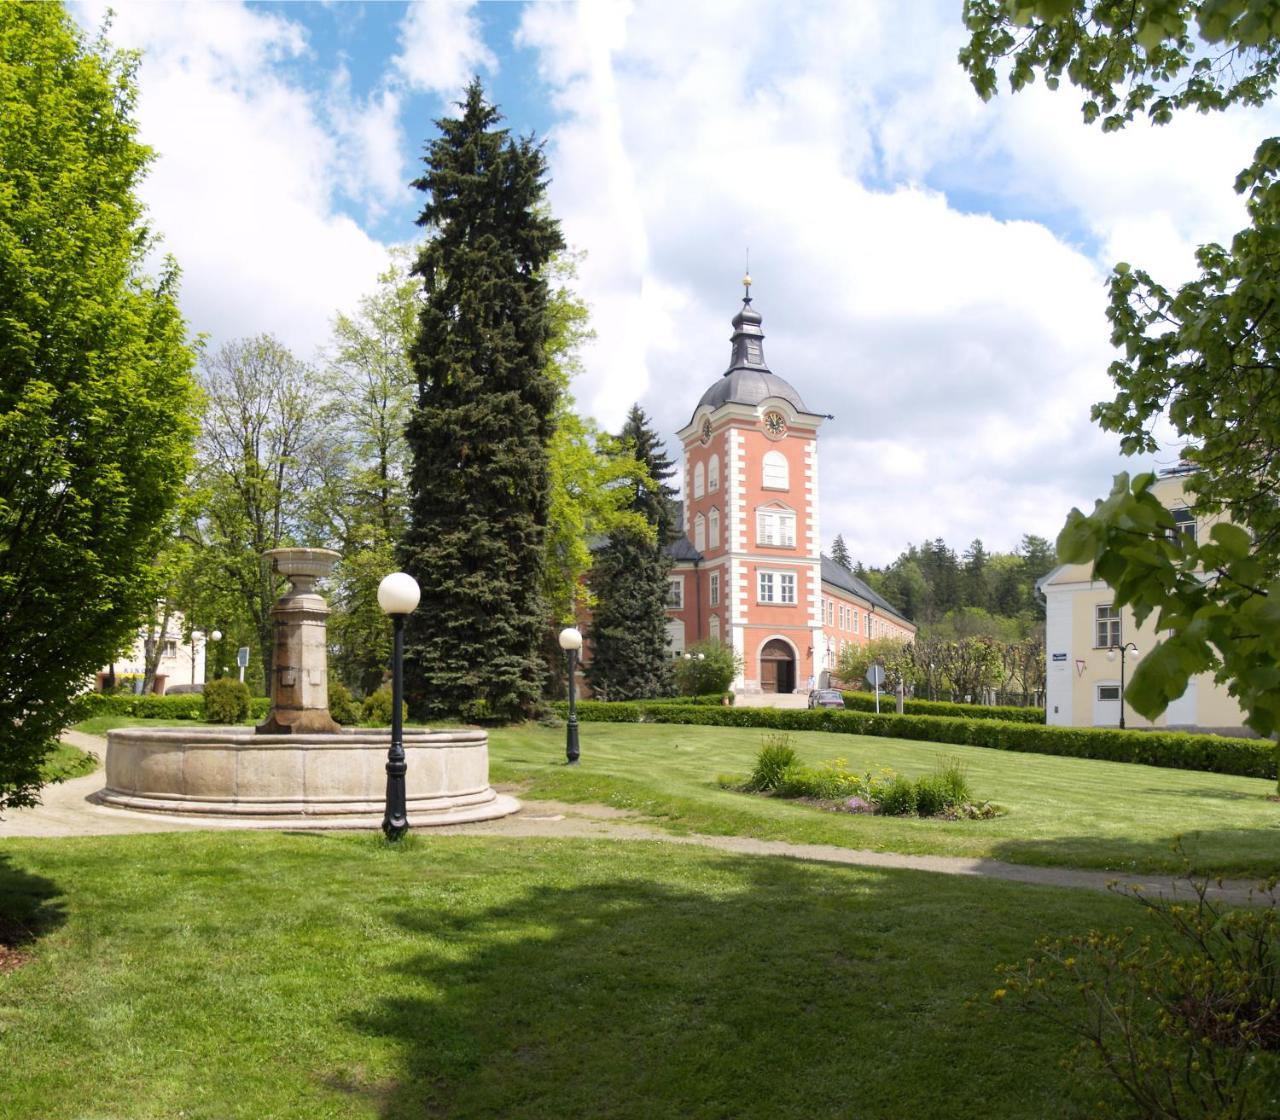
349;852;1126;1120
991;825;1280;878
0;852;65;966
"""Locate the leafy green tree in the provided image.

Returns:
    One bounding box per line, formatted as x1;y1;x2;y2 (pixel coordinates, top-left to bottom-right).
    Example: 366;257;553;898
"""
836;638;917;693
962;0;1280;733
674;640;741;696
313;250;418;695
190;335;323;692
831;534;853;571
585;405;676;701
402;81;564;721
0;4;199;808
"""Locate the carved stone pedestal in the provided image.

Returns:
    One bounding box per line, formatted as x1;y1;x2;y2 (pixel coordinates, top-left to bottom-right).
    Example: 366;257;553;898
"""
256;548;342;735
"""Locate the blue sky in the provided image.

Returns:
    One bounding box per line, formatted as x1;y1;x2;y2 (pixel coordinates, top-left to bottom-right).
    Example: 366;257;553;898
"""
72;0;1278;564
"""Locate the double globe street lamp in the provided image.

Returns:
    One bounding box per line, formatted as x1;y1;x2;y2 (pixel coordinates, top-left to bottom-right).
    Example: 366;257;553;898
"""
558;627;582;766
378;572;421;840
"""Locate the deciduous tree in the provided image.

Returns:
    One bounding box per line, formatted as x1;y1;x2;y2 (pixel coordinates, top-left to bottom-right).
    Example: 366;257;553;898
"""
961;0;1280;733
0;5;198;808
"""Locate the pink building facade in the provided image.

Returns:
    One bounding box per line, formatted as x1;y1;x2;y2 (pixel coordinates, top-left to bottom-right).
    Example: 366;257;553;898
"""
666;286;914;693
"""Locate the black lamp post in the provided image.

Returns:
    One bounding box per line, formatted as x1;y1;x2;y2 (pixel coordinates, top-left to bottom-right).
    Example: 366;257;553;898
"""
1108;642;1139;729
378;571;421;840
558;626;582;765
210;630;223;680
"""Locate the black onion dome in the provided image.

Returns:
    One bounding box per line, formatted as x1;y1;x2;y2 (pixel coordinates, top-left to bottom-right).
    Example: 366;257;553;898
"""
695;286;810;413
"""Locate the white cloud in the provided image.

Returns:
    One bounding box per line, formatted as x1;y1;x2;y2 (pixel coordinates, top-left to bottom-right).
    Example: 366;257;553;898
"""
394;0;496;97
73;0;391;361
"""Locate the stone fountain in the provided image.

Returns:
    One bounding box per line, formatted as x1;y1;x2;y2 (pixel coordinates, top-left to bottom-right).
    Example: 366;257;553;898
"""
93;548;520;827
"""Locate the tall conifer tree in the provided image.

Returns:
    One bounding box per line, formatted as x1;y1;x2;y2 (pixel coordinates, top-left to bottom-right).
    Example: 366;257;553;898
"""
401;82;563;720
586;405;677;700
830;534;852;571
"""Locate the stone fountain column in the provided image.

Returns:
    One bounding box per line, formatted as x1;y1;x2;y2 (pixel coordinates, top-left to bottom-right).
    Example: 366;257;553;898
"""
257;547;342;735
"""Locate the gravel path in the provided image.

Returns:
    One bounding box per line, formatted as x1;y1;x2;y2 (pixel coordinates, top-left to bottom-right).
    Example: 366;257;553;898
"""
3;731;1270;907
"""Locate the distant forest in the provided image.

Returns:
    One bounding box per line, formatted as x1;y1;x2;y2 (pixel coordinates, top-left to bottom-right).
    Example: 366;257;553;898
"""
834;534;1057;641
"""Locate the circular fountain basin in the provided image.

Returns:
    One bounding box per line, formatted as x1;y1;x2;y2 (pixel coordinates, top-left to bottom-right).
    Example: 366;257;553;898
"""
94;726;520;827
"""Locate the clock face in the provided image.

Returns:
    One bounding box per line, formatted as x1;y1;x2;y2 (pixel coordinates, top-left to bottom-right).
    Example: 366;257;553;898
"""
700;418;712;444
763;411;786;438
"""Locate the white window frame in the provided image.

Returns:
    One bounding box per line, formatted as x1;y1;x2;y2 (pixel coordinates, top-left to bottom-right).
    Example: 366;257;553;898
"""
708;453;720;492
1095;604;1121;649
694;513;706;553
762;450;788;490
1171;507;1197;544
693;461;705;499
757;569;796;605
710;571;720;607
710;614;721;643
709;507;721;549
852;608;859;634
162;639;179;658
667;577;683;610
1097;684;1121;702
756;507;796;547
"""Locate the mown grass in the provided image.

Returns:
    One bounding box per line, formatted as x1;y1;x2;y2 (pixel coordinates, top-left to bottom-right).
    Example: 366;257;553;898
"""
36;741;99;783
489;723;1280;877
0;830;1144;1120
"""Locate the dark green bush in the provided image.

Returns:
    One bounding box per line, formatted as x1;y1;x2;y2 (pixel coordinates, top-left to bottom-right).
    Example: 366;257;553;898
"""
842;692;1044;723
328;678;360;726
75;692;206;721
627;693;732;707
553;701;1276;780
203;679;250;724
361;686;408;727
911;775;951;817
877;776;917;816
674;641;741;696
745;735;798;792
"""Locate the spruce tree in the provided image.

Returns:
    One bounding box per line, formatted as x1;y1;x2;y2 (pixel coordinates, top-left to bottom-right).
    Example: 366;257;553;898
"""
586;405;677;700
831;534;852;571
401;82;563;721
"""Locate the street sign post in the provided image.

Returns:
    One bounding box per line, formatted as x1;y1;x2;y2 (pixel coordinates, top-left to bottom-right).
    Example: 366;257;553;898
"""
236;646;250;683
865;663;885;714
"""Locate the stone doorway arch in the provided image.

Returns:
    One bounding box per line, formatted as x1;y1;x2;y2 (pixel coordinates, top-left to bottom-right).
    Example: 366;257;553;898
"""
760;638;796;693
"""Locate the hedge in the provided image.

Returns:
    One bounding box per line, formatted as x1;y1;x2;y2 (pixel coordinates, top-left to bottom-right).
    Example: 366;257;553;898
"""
841;692;1044;723
74;693;270;721
610;693;733;707
554;701;1277;781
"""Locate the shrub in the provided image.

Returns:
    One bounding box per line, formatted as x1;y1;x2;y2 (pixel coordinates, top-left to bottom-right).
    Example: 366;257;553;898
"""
877;776;917;816
674;641;742;696
553;701;1277;780
203;679;250;724
744;735;798;792
997;877;1280;1118
911;775;953;817
361;686;408;727
934;756;972;805
842;692;1045;723
327;678;360;726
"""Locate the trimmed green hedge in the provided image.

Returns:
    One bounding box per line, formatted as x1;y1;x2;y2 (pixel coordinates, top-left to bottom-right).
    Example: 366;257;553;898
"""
617;694;733;707
555;701;1277;780
74;693;269;721
841;692;1045;723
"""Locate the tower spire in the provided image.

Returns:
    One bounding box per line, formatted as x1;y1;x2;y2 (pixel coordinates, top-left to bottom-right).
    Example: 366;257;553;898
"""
726;271;767;375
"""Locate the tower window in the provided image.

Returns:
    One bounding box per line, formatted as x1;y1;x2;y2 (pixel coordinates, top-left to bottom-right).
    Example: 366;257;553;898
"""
694;513;706;553
756;508;795;547
708;454;720;492
762;450;788;490
693;461;705;499
709;507;721;549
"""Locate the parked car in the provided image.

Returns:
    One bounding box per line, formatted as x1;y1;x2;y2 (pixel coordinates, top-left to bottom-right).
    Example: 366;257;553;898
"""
807;689;846;709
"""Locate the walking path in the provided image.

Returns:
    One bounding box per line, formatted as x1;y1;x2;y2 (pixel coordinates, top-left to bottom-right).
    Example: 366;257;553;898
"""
3;731;1269;907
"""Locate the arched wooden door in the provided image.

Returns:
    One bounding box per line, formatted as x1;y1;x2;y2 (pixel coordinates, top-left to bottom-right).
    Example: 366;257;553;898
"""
760;639;795;693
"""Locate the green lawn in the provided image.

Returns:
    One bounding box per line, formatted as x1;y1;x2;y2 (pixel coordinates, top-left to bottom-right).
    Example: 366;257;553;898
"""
0;830;1142;1120
488;723;1280;877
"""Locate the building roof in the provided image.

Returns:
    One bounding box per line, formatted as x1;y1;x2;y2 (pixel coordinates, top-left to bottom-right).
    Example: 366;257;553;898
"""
665;501;704;562
820;555;912;626
694;287;813;416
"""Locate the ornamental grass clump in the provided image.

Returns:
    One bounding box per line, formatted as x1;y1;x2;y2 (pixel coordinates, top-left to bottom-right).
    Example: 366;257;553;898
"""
744;734;799;792
994;874;1280;1119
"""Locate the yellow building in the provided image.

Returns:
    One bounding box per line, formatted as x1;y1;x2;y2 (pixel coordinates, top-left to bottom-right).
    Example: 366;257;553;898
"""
1038;468;1249;734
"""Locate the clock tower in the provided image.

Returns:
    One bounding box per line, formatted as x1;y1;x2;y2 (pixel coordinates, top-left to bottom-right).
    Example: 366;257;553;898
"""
674;279;828;692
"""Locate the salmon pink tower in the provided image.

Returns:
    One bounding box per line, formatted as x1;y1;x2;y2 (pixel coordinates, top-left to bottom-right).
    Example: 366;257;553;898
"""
673;276;830;694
